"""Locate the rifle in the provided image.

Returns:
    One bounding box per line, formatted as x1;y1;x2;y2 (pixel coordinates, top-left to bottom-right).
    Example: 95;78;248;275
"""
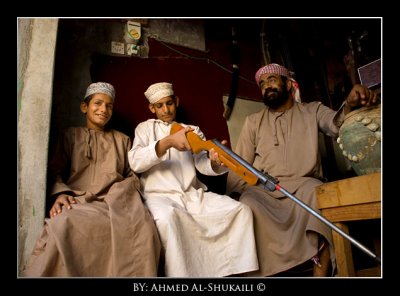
170;123;258;186
170;123;381;263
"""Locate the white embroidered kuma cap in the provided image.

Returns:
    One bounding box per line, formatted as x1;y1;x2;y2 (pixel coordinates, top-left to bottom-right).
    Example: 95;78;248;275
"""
84;82;116;101
144;82;174;104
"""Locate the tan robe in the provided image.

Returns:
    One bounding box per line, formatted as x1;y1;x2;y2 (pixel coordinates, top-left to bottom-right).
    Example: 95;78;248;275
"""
23;127;161;277
227;101;345;276
128;119;259;277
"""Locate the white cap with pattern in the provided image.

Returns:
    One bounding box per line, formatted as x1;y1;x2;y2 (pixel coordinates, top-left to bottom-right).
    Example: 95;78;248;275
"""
144;82;174;104
84;82;116;101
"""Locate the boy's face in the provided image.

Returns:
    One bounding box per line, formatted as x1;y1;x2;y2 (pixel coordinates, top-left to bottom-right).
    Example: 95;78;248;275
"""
149;96;179;124
80;93;114;130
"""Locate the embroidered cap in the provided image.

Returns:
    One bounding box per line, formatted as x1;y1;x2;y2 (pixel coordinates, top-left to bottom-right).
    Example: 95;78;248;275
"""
84;82;116;101
144;82;174;104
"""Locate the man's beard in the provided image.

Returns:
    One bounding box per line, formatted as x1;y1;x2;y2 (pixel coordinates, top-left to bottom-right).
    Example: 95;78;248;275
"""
262;86;289;109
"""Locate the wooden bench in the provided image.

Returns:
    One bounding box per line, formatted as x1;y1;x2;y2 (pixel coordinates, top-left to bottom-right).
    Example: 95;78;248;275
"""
315;172;381;277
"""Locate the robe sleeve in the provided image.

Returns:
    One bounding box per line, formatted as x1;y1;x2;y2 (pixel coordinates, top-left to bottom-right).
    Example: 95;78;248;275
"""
316;102;342;138
128;122;165;174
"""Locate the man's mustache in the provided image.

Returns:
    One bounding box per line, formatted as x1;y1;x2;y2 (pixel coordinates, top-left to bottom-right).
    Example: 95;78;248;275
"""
264;88;278;98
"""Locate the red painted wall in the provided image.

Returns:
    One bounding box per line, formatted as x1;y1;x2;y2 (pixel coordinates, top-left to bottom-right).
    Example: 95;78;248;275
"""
93;37;261;148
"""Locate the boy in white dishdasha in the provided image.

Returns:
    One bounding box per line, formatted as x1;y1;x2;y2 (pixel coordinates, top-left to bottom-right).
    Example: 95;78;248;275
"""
128;82;258;277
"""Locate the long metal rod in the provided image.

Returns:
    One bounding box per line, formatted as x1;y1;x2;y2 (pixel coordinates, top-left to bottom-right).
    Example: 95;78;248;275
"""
278;186;380;263
212;139;381;263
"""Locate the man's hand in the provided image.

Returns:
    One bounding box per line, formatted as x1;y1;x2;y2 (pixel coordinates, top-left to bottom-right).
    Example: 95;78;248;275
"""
49;193;77;218
346;84;379;108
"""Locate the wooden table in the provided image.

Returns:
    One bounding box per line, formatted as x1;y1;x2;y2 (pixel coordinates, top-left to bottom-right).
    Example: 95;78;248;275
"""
315;172;381;277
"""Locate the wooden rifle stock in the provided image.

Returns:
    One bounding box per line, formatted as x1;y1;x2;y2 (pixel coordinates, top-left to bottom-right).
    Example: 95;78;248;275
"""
170;123;258;185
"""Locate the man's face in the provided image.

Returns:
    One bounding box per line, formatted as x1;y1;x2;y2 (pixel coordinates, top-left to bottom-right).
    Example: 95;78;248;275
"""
148;96;178;123
259;74;289;109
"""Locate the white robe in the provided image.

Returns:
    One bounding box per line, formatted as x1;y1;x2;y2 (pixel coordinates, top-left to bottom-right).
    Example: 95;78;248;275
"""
128;119;258;277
